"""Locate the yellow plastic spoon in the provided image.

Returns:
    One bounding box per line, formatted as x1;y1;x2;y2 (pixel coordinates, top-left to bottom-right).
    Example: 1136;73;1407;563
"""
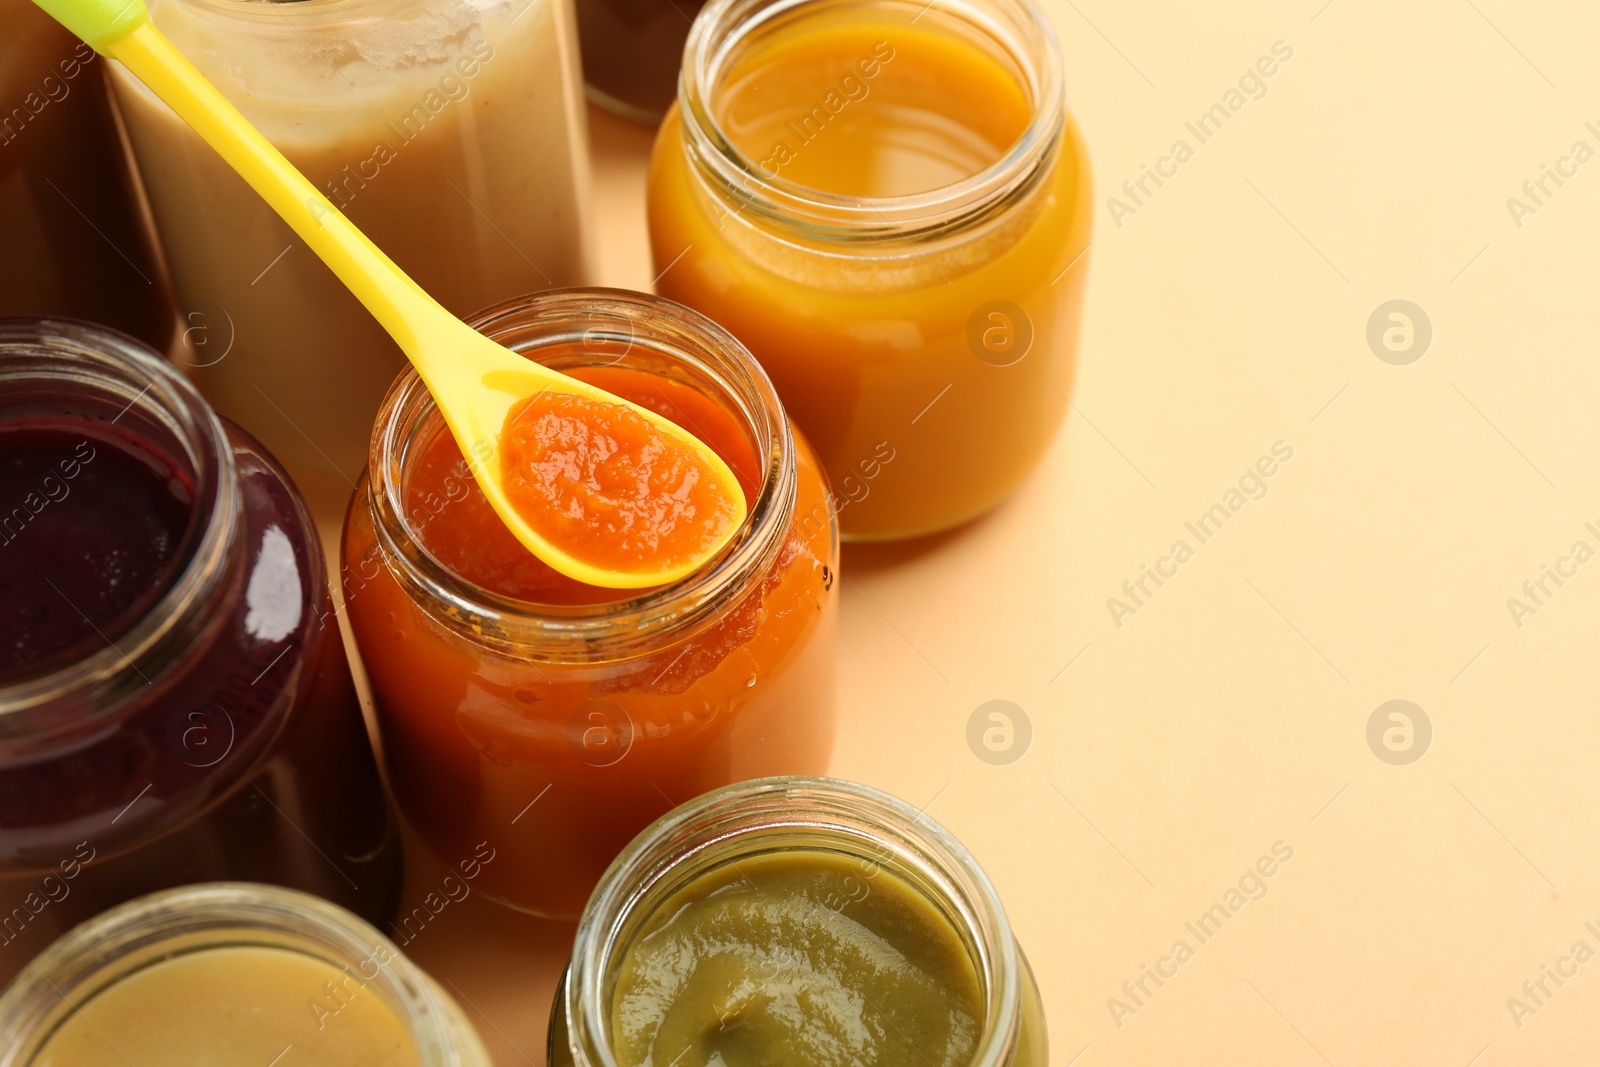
36;0;747;590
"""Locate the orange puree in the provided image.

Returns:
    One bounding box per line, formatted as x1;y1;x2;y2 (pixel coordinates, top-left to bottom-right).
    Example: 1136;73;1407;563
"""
343;360;837;918
649;7;1093;539
432;369;760;603
499;390;741;574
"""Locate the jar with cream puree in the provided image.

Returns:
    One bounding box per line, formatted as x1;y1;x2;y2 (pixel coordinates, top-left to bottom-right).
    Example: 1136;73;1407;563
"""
342;289;838;920
0;319;401;986
549;776;1048;1067
107;0;596;493
648;0;1092;540
0;883;491;1066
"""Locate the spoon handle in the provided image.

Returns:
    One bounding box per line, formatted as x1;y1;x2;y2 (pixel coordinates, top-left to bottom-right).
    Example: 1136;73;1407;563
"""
35;0;451;358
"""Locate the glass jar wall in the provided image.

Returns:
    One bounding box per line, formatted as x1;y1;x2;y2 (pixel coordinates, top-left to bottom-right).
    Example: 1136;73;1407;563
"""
0;319;401;986
648;0;1092;540
550;777;1048;1067
0;0;174;349
343;289;838;920
0;884;491;1065
107;0;596;490
575;0;704;122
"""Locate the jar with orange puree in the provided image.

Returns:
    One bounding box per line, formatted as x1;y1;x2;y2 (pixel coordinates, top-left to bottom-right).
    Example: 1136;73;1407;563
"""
649;0;1092;540
343;290;837;919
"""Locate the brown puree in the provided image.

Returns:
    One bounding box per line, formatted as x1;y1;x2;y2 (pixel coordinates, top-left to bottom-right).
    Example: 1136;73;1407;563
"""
109;0;594;485
575;0;705;120
0;0;174;348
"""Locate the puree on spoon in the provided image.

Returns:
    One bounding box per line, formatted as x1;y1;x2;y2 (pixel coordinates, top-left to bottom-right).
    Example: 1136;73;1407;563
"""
498;390;743;577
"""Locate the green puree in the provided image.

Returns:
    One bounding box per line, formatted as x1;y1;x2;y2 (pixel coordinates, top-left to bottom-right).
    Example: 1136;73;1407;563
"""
609;850;984;1067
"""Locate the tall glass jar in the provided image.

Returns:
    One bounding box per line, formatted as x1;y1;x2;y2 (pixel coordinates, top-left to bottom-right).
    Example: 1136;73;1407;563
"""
648;0;1093;540
575;0;703;123
0;883;491;1065
0;319;401;986
343;289;838;920
107;0;596;491
550;776;1048;1067
0;0;174;349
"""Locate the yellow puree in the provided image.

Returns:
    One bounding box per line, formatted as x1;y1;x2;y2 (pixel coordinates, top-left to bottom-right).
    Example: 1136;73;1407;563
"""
650;11;1093;539
714;17;1031;196
610;851;984;1067
34;946;423;1066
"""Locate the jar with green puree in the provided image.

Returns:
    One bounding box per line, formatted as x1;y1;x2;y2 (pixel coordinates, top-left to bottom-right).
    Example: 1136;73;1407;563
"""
549;776;1047;1067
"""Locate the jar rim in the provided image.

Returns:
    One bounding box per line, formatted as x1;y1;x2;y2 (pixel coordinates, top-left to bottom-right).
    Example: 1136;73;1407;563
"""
0;318;239;728
363;288;798;660
149;0;423;23
0;883;466;1066
678;0;1066;241
564;775;1023;1067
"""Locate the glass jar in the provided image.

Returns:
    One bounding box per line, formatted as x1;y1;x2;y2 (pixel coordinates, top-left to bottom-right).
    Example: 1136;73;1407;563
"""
0;0;174;350
343;289;838;920
648;0;1093;540
0;883;491;1065
107;0;596;492
549;776;1048;1067
575;0;704;123
0;319;401;987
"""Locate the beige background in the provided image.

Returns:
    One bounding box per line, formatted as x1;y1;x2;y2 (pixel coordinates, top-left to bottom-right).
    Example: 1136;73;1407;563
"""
306;2;1600;1062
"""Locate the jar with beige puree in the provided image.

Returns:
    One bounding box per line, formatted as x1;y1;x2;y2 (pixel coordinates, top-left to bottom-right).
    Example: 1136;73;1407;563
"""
0;884;491;1065
108;0;594;493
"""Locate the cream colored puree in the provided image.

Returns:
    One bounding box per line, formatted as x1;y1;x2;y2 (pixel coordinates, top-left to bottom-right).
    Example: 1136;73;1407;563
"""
33;946;423;1066
110;0;593;484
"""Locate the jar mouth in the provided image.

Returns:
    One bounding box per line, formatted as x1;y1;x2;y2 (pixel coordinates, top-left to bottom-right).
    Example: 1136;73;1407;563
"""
0;883;460;1065
679;0;1065;240
151;0;417;20
0;318;238;728
366;288;796;660
566;776;1022;1067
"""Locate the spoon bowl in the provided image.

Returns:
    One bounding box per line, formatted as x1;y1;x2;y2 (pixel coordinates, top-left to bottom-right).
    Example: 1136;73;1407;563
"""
426;324;749;588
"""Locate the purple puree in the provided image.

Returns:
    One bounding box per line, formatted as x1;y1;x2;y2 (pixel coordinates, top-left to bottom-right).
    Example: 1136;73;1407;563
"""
0;402;399;983
0;420;193;684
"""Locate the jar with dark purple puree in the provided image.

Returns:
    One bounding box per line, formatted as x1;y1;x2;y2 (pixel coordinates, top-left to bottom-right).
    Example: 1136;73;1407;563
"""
0;318;401;984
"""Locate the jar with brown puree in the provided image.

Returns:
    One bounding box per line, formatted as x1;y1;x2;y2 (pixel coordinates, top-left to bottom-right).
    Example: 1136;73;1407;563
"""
0;0;174;349
550;777;1047;1067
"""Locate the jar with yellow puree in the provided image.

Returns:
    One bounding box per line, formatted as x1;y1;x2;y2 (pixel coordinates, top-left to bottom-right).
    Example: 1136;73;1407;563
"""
0;883;491;1066
549;777;1048;1067
649;0;1091;540
107;0;595;496
343;291;838;921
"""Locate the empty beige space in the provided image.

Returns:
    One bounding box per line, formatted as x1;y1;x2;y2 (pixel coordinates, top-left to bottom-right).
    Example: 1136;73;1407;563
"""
300;2;1600;1063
